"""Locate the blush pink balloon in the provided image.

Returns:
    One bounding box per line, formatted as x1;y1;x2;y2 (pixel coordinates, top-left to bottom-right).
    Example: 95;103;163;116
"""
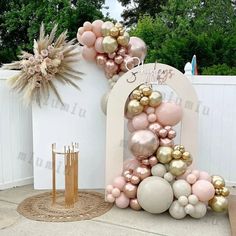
82;46;97;61
148;113;157;123
77;33;83;45
94;37;105;53
78;27;84;35
192;180;215;202
199;171;211;182
186;173;197;184
192;170;200;179
114;55;123;64
113;176;126;191
83;21;92;31
123;158;140;171
155;102;183;126
96;54;107;67
112;188;121;198
81;31;96;47
145;107;155;114
115;193;130;208
127;120;136;132
92;19;103;37
159;138;174;147
107;194;115;203
128;36;147;61
132;112;149;130
106;184;114;194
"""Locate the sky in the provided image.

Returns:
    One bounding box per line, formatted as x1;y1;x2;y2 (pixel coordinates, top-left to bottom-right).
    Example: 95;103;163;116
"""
102;0;124;21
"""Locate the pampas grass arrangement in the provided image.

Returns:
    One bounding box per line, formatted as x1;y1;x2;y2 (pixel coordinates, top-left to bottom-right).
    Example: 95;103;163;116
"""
2;23;82;106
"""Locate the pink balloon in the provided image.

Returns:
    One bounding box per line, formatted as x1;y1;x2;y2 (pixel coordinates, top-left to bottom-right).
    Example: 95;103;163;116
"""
113;176;126;191
82;46;97;61
114;55;123;64
106;184;113;194
107;194;115;203
115;193;130;208
199;171;211;182
192;180;215;202
94;37;105;53
148;113;157;123
155;102;183;126
112;188;121;198
128;36;147;61
127;120;135;132
96;54;107;67
83;21;92;31
123;158;140;171
78;27;84;35
132;112;149;130
192;170;200;179
186;173;197;184
77;33;83;45
145;107;155;114
92;20;104;37
81;31;96;47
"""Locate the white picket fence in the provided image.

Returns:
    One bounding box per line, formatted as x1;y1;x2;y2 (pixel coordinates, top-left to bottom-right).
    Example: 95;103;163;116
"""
1;69;236;189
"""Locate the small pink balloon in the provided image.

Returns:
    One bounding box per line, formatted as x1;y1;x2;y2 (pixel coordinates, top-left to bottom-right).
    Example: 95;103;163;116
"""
165;126;172;132
78;27;84;35
148;156;158;166
123;158;140;171
199;171;211;182
168;130;176;139
145;107;155;114
81;31;96;47
132;112;149;130
114;55;123;64
96;54;107;67
159;128;168;138
155;102;183;126
113;176;126;191
186;173;197;184
94;37;105;53
105;59;118;73
112;188;121;198
127;120;136;132
92;19;104;37
148;122;162;135
108;52;116;59
126;110;134;119
192;180;215;202
82;46;97;61
117;47;127;56
148;113;157;123
115;193;130;208
77;33;83;45
192;170;200;179
106;184;114;194
159;138;174;147
107;194;115;203
83;21;92;31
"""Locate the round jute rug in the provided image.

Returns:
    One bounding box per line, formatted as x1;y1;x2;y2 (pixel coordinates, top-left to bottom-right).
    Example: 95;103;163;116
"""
17;191;113;222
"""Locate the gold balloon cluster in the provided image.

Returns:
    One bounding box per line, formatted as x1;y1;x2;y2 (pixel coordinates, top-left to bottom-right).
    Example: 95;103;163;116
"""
156;145;192;176
209;175;230;212
102;22;130;53
127;84;162;116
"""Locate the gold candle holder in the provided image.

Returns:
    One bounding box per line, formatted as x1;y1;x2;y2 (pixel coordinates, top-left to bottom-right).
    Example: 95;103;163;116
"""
51;142;79;208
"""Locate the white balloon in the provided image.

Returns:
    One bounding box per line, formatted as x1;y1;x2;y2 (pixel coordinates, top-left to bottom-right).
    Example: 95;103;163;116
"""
188;194;199;205
189;202;207;218
185;204;195;215
169;200;186;219
164;172;174;182
137;176;173;214
178;196;188;206
151;164;167;177
172;179;191;198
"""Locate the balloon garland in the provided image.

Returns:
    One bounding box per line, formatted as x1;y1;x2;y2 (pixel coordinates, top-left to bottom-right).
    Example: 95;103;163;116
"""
106;84;230;219
77;20;147;89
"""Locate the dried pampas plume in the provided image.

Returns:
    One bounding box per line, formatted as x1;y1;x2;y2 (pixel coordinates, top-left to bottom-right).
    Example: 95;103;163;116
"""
3;23;83;106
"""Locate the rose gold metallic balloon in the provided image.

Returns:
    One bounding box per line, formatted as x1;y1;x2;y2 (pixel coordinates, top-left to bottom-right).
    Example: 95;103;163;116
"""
129;130;159;159
160;138;174;147
117;47;127;56
124;173;132;182
128;36;147;61
134;165;151;180
159;128;168;138
123;182;137;198
123;158;140;171
105;59;118;73
114;55;124;64
148;156;158;166
130;175;141;185
168;130;176;139
96;54;107;67
108;52;116;59
164;126;172;132
148;122;162;136
142;159;150;166
130;198;142;211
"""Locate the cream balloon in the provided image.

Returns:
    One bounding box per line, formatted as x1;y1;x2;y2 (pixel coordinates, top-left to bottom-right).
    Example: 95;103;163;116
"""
172;179;191;198
189;202;207;218
169;200;186;219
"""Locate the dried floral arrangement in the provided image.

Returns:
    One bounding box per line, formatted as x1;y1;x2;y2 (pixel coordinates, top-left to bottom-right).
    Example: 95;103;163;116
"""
3;23;82;106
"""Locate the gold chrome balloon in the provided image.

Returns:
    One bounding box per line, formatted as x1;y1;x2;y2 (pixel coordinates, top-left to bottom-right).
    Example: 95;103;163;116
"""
156;147;173;164
171;150;182;159
101;21;114;36
169;159;187;176
119;28;125;36
209;196;228;212
130;90;141;100
102;36;118;53
127;99;143;115
142;87;152;96
174;145;185;153
182;151;191;160
115;22;123;30
212;175;225;186
110;27;119;37
221;187;230;197
215;188;222;195
140;96;149;106
117;32;130;46
149;91;162;107
213;180;225;189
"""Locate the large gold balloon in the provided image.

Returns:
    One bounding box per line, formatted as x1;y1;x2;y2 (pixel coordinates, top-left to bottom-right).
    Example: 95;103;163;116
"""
212;175;225;187
140;96;149;106
130;90;141;100
117;32;130;46
110;27;119;37
209;196;228;212
102;36;118;53
156;147;173;164
127;99;143;115
101;21;114;36
149;91;162;107
169;159;187;176
142;87;152;96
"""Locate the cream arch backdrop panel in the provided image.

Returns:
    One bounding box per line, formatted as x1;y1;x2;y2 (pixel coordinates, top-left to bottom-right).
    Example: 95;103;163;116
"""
106;63;199;186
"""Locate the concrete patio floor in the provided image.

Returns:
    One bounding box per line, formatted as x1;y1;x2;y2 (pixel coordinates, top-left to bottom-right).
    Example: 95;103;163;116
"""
0;185;234;236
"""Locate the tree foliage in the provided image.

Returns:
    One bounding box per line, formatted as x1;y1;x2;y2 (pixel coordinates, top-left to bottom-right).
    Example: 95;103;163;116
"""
131;0;236;74
0;0;104;64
